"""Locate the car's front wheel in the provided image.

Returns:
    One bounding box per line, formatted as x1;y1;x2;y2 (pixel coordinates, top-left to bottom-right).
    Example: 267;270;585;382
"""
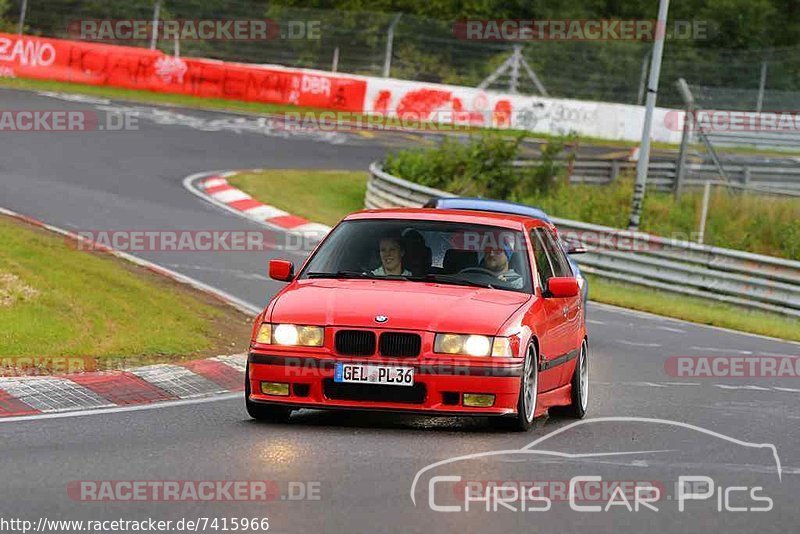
495;343;538;431
245;364;292;423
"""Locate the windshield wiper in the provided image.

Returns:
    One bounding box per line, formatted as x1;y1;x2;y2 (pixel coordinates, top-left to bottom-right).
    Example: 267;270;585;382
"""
306;271;494;289
410;273;495;290
306;270;375;279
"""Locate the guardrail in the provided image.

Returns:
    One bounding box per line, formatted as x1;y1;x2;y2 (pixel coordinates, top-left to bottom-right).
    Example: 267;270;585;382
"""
514;158;800;195
367;162;800;318
705;130;800;152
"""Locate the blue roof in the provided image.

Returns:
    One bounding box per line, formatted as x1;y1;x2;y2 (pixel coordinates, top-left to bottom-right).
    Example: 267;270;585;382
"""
427;197;552;222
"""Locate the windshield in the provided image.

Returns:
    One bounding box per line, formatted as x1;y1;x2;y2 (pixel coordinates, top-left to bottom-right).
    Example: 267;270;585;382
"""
301;219;532;293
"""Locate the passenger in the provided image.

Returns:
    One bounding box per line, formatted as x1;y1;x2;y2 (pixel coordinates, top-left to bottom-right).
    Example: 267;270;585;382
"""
372;235;411;276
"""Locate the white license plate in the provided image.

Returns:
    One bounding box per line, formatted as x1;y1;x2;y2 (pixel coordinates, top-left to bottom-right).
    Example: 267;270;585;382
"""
334;363;414;386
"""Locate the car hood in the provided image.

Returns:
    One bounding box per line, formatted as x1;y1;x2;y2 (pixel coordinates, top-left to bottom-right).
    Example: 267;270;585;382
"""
270;279;531;335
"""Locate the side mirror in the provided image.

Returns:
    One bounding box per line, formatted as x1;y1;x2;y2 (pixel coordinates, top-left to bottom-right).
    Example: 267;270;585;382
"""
269;259;294;282
566;242;587;254
546;277;580;298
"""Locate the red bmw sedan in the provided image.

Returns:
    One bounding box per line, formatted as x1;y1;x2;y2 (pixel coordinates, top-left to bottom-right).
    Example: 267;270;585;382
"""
246;207;588;431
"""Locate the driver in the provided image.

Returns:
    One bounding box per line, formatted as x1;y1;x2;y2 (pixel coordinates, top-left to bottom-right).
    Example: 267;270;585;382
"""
482;238;523;289
372;234;411;276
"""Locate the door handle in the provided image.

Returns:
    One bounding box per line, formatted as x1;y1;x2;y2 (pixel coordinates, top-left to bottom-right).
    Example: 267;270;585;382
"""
562;305;569;317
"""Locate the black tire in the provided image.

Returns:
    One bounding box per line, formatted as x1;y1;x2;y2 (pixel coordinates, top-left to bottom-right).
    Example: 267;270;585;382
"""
494;343;538;432
561;339;589;419
245;364;292;423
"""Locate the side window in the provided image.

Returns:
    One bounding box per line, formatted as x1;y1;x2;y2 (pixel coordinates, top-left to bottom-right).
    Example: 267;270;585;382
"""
530;229;555;289
539;228;573;278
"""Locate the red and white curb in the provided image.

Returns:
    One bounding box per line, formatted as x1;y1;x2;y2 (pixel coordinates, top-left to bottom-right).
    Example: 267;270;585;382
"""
0;206;259;419
182;170;332;240
0;354;247;418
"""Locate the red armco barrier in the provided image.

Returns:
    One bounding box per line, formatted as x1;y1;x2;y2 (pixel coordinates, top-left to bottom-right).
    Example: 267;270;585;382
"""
0;33;366;111
0;33;686;142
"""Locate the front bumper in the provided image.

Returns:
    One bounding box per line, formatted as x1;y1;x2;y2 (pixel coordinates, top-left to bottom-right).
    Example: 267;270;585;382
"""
247;352;523;416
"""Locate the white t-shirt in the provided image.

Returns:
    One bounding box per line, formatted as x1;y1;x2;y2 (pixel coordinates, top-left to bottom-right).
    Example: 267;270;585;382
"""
371;267;411;276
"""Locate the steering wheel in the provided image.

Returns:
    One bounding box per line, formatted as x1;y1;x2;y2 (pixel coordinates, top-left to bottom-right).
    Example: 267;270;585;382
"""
458;267;498;277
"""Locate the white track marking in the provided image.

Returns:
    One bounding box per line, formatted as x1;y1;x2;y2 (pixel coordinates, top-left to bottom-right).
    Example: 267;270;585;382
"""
653;325;687;333
691;346;754;354
243;205;289;219
211;189;251;203
626;381;669;387
202;177;227;188
293;222;333;234
617;340;662;348
36;91;111;105
163;263;271;281
715;384;772;391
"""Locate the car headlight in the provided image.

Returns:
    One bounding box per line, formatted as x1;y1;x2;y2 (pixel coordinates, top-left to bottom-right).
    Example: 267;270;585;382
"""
434;334;512;357
255;324;324;347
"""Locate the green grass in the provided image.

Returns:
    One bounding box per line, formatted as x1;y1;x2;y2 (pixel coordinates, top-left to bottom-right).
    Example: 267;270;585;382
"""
587;275;800;342
0;216;251;365
230;169;799;341
228;169;368;227
386;134;800;259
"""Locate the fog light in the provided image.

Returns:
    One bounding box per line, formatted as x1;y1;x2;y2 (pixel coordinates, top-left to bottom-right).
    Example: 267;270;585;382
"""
463;393;495;407
261;382;290;396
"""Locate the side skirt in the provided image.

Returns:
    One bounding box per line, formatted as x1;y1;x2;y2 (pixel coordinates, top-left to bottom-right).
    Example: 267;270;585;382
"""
534;383;573;418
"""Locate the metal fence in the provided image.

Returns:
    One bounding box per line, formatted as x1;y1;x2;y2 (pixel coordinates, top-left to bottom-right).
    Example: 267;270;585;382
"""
516;158;800;195
5;0;800;108
679;81;800;152
366;162;800;318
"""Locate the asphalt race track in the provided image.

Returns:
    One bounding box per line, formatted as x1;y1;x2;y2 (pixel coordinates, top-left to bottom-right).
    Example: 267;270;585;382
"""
1;88;798;533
